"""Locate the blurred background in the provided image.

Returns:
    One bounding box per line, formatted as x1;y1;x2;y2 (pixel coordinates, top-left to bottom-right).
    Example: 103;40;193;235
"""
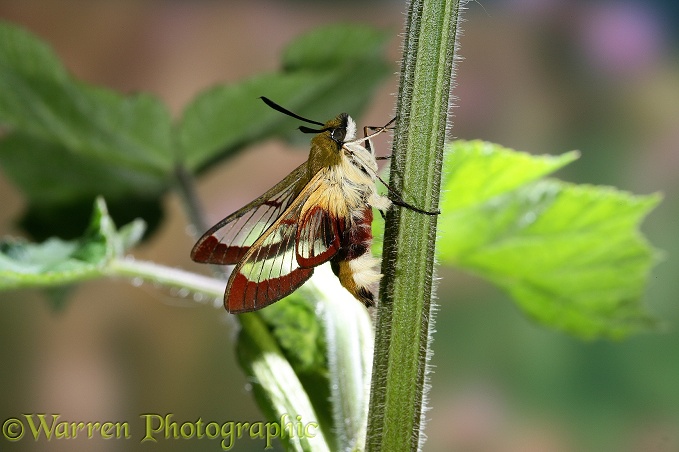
1;0;678;451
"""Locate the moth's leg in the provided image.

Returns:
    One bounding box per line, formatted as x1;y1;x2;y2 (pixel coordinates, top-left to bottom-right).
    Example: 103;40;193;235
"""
363;125;374;154
362;119;437;215
362;119;396;158
374;173;440;216
390;196;440;216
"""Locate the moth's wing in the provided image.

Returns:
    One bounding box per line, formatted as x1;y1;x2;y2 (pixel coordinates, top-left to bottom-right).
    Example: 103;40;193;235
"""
191;162;308;265
296;204;343;268
226;169;341;313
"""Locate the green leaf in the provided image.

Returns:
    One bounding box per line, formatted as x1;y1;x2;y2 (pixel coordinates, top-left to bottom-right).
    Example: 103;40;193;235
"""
438;140;661;339
277;23;391;122
0;197;145;290
178;23;391;172
258;293;326;374
0;22;172;238
178;72;326;171
315;268;373;452
236;312;331;452
255;292;334;448
241;267;374;452
0;21;173;174
0;133;165;205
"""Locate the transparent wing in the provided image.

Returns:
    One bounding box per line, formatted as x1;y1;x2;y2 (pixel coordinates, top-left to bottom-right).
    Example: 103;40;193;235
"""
191;163;307;265
296;204;342;268
225;170;341;312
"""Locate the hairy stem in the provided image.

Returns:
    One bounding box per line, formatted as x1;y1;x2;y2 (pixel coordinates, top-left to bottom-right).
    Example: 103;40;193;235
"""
367;0;461;450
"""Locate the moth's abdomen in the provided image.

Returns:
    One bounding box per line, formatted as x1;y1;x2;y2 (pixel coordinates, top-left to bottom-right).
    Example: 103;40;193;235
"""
331;208;381;306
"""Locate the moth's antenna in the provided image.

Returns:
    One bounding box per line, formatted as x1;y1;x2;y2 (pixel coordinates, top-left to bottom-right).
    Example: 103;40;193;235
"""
260;97;324;126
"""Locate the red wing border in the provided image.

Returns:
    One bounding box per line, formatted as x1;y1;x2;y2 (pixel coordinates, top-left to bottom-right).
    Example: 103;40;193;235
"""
190;163;307;265
225;169;341;313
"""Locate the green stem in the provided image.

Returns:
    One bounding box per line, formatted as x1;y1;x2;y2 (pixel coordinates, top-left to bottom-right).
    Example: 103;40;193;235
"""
107;257;225;301
174;163;209;240
367;0;461;450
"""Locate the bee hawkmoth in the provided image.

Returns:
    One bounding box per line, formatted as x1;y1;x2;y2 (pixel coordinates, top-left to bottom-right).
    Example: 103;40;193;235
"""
191;97;436;313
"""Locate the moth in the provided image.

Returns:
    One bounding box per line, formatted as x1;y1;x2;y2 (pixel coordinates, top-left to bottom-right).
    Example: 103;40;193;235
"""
191;97;436;313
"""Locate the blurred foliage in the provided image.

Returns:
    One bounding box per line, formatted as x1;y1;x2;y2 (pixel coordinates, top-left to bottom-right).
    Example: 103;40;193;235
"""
0;21;390;240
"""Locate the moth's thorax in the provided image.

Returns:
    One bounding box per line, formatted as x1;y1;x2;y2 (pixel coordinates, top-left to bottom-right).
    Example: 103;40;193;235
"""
313;149;377;222
303;113;380;220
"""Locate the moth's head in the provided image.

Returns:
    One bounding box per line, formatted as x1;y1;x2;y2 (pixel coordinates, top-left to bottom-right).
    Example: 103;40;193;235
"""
319;113;356;147
305;113;358;164
258;97;355;160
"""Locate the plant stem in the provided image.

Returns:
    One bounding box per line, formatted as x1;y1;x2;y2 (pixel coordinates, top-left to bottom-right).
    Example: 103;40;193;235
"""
367;0;461;450
107;256;225;303
174;163;209;236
